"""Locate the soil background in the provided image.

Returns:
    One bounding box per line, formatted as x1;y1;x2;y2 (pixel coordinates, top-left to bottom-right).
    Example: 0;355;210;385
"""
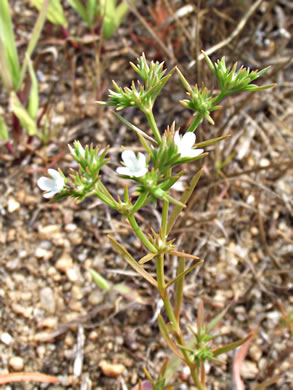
0;1;292;389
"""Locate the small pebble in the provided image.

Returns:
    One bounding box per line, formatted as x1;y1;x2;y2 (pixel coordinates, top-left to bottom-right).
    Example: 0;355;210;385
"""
12;303;32;318
35;247;53;260
68;231;83;245
38;316;58;329
69;300;82;311
9;356;24;371
1;332;13;345
71;286;83;300
249;344;262;362
55;254;73;273
88;290;103;306
40;287;56;314
65;223;77;232
240;360;258;379
99;360;125;378
66;268;79;282
7;198;20;213
39;224;61;237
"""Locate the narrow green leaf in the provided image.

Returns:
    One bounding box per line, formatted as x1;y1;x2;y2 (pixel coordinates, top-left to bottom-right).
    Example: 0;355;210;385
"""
206;300;235;333
0;39;13;90
30;0;68;27
213;334;251;357
88;268;111;291
167;169;202;235
0;115;9;141
143;368;155;387
10;91;37;136
111;111;157;146
113;284;150;305
157;315;184;360
27;56;39;120
100;0;117;38
174;257;185;324
0;0;20;89
115;0;136;36
176;66;193;93
86;0;99;27
201;51;216;74
195;134;230;148
197;299;204;332
18;0;50;90
108;236;158;288
68;0;90;26
166;260;204;290
138;253;156;265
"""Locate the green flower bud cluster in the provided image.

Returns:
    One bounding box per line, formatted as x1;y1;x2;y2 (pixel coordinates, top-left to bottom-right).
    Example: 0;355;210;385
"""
101;54;173;113
136;169;184;208
202;51;275;96
130;53;167;89
151;126;181;174
180;85;221;125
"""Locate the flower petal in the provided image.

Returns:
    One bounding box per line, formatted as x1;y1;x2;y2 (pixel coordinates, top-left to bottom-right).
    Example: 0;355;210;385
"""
137;152;146;167
181;132;195;148
37;177;54;191
132;167;148;177
116;166;131;176
43;191;56;199
121;150;136;166
174;131;181;147
48;169;64;190
187;148;204;158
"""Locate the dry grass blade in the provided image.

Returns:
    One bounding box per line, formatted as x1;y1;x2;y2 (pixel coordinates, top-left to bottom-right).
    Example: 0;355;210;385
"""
167;169;202;235
166;260;204;289
157;315;184;360
0;372;59;384
189;0;264;68
108;235;158;288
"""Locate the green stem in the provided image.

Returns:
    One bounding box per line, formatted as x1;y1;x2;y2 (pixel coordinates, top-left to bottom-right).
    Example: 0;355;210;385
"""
144;109;161;144
94;186;117;209
212;91;227;106
128;214;157;254
156;253;204;389
161;199;169;240
161;167;171;240
131;191;149;213
186;113;203;133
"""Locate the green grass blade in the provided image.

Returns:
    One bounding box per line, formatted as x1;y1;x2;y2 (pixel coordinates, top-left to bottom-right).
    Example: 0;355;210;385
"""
0;115;9;141
87;0;98;27
108;236;158;288
157;315;184;360
0;0;20;89
18;0;50;90
10;91;37;136
68;0;89;26
0;39;14;90
212;334;251;357
27;56;39;120
30;0;68;27
88;268;111;291
114;0;136;37
174;257;185;324
99;0;116;38
167;169;202;235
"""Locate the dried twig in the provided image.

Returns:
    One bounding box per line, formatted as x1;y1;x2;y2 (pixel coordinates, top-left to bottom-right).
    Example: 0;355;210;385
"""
188;0;264;68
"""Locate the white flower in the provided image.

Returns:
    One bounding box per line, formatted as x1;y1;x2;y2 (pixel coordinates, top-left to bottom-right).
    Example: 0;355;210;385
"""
38;169;64;198
116;150;148;178
174;131;204;159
